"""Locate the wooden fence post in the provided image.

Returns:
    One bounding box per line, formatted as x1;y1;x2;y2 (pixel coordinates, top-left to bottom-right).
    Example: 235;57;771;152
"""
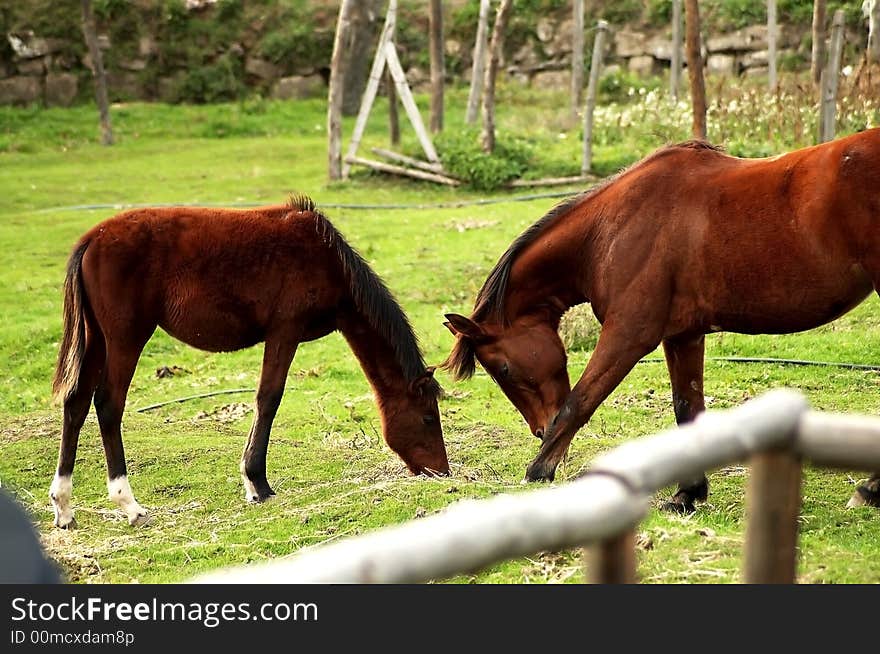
466;0;491;125
819;9;846;143
670;0;683;101
811;0;827;87
429;0;444;133
587;528;637;584
767;0;778;92
80;0;113;146
685;0;707;140
868;0;880;65
581;20;608;176
743;448;802;584
327;0;356;180
480;0;513;154
571;0;585;119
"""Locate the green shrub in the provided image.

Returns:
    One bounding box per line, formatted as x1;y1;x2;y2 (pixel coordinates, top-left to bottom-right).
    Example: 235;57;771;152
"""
172;53;245;104
435;129;534;191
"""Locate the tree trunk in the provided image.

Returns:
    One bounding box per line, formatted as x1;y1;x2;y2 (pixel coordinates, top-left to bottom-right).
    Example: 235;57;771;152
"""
429;0;444;133
342;0;383;116
386;68;400;146
868;0;880;65
481;0;513;154
465;0;491;125
684;0;707;140
80;0;113;146
328;0;356;180
811;0;827;87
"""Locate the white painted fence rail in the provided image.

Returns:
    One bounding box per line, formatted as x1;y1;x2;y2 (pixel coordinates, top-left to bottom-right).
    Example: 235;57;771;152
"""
192;390;880;585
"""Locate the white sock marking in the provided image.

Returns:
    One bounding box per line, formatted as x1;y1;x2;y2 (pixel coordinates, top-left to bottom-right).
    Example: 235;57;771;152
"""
49;473;74;527
107;475;148;526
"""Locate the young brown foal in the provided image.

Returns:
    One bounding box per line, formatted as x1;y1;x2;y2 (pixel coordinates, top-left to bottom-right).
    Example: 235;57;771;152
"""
445;129;880;512
51;196;447;528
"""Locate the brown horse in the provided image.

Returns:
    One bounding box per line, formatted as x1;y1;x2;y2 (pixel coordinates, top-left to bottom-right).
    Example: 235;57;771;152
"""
444;129;880;512
51;195;448;528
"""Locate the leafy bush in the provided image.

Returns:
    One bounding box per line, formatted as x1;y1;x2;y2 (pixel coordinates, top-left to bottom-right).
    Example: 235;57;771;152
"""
172;53;245;104
435;129;534;191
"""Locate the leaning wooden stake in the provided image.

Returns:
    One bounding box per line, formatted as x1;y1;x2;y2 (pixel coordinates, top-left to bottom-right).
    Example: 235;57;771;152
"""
328;0;356;179
587;528;637;584
466;0;491;125
80;0;114;146
684;0;707;140
582;20;608;176
743;448;802;584
342;0;397;178
819;9;846;143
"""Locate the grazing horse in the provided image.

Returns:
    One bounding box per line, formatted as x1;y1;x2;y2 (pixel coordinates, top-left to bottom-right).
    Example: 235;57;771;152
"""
444;129;880;512
50;195;448;528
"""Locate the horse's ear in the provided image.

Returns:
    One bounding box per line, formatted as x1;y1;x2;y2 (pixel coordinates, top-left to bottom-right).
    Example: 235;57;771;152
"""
444;313;484;340
410;369;438;396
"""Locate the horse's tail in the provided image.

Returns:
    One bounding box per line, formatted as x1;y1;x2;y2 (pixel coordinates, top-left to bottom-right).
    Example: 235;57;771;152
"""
52;240;91;404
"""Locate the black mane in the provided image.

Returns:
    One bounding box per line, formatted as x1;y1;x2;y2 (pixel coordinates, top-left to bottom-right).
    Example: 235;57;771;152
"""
288;195;438;394
443;139;724;380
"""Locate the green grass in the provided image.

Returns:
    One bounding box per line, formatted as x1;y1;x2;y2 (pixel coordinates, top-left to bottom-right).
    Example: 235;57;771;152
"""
1;80;878;584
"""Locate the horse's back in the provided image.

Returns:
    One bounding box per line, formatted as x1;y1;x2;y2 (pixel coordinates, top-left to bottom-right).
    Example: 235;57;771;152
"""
76;205;345;352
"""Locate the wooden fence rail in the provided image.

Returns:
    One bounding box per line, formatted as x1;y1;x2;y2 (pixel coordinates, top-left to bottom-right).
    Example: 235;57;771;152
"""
192;390;880;584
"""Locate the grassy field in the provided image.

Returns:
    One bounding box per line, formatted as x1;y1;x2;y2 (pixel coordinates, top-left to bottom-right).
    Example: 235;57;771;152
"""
1;80;879;584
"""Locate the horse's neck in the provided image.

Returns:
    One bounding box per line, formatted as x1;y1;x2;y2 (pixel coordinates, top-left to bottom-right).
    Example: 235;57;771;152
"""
506;213;590;320
337;312;408;405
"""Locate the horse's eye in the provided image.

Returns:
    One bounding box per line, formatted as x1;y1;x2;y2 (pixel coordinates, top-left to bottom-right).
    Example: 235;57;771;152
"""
500;362;510;378
422;414;435;425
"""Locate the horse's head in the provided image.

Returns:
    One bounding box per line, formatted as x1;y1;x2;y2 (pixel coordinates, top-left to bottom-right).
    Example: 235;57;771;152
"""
382;367;450;476
443;313;570;439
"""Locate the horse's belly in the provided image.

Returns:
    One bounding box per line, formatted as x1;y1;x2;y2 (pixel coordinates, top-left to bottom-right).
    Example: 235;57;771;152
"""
707;274;873;335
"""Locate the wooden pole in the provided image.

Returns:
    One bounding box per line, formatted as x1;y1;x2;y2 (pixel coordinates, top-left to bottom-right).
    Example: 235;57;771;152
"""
384;41;440;163
811;0;827;87
80;0;114;146
582;20;608;176
342;0;397;178
670;0;683;101
327;0;356;180
571;0;585;119
684;0;707;140
480;0;513;154
586;528;637;584
429;0;444;133
743;448;802;584
466;0;491;125
767;0;778;92
868;0;880;65
819;9;846;143
386;69;400;146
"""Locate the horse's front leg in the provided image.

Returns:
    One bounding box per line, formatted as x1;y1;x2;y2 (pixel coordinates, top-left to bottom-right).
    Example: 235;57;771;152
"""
660;334;708;513
525;319;663;482
241;337;299;503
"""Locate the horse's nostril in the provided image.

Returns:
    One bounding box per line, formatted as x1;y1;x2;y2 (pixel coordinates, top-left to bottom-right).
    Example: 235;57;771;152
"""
535;428;544;440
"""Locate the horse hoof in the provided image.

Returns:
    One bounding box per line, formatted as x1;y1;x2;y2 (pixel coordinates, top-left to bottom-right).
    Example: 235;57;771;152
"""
248;490;276;504
661;498;696;514
128;512;151;527
847;485;880;508
55;516;77;530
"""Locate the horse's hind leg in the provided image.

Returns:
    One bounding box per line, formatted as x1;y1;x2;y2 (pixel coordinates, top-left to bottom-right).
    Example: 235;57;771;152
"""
95;338;151;526
241;337;299;503
50;329;105;529
848;474;880;508
661;334;709;513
